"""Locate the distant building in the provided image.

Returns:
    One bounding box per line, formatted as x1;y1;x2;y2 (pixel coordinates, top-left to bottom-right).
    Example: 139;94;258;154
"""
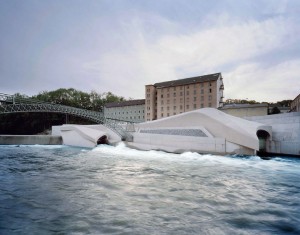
145;73;224;121
104;99;145;123
291;94;300;112
220;103;268;118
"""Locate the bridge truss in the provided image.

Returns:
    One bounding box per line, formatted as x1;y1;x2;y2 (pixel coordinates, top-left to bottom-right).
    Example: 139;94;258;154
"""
0;93;133;141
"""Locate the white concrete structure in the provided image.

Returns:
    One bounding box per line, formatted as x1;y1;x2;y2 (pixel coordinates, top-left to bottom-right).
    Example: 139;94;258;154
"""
53;124;121;148
128;108;272;155
246;112;300;156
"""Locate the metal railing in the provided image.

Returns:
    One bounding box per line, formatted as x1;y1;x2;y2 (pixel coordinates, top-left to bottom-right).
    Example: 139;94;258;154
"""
0;93;133;141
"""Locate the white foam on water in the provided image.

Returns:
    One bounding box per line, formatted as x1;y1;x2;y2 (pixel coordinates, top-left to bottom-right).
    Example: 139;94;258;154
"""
89;142;300;172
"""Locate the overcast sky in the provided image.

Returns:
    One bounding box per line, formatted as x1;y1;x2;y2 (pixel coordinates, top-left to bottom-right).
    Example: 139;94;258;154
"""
0;0;299;102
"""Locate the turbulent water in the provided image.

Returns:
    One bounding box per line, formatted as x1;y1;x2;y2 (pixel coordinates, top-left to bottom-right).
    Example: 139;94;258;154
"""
0;144;300;235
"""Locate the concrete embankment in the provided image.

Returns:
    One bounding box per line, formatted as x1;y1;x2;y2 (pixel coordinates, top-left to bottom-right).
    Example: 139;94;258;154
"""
246;112;300;156
0;135;62;145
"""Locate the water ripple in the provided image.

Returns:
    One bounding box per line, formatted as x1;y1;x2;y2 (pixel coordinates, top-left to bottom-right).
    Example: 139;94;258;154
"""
0;144;300;234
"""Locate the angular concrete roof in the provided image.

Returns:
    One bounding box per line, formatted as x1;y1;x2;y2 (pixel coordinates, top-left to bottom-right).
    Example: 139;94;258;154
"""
136;108;272;151
154;73;221;88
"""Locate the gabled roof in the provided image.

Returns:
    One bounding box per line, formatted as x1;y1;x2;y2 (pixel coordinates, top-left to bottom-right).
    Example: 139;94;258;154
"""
105;99;145;108
154;73;221;88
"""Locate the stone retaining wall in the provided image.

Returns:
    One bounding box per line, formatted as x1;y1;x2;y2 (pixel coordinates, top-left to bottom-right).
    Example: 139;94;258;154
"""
0;135;62;145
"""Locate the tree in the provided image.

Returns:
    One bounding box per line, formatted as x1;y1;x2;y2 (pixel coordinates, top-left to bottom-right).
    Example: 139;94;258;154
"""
270;106;281;115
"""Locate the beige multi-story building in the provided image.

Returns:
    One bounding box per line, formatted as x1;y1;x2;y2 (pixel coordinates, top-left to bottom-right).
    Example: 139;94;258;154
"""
104;99;145;122
291;94;300;112
145;73;224;121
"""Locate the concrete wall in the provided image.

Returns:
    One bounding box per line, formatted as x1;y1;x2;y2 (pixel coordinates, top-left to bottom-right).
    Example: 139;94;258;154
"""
129;130;255;155
246;112;300;156
0;135;62;145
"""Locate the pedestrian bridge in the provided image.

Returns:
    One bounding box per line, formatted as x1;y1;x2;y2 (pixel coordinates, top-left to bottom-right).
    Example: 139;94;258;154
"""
0;93;133;141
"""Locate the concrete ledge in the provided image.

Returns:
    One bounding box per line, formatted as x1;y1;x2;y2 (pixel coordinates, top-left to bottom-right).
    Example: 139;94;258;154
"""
0;135;63;145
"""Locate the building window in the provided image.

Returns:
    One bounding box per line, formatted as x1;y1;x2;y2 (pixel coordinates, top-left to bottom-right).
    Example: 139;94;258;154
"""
209;103;212;107
201;89;204;94
209;83;212;86
180;105;183;110
173;87;176;91
209;95;212;101
186;91;189;95
173;112;176;115
201;96;204;101
167;88;170;92
194;104;197;109
167;106;170;111
161;113;164;117
167;113;170;117
180;98;183;103
201;83;204;87
167;93;170;98
186;105;189;109
194;97;196;102
201;104;204;108
180;86;183;90
187;86;189;89
173;106;176;110
161;107;164;111
167;100;170;104
209;89;212;93
194;90;196;95
180;92;183;96
161;94;163;98
173;92;176;97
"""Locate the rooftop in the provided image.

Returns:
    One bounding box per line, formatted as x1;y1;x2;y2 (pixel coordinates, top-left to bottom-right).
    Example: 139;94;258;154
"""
154;73;221;88
105;99;145;108
220;103;268;110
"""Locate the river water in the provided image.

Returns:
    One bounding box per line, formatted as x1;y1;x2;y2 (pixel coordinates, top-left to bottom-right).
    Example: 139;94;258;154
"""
0;143;300;235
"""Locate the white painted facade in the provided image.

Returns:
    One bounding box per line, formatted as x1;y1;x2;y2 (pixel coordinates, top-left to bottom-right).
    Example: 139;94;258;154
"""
104;100;145;122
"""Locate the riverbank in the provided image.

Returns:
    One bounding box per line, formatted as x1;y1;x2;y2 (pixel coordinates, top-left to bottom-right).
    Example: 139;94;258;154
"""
0;135;62;145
